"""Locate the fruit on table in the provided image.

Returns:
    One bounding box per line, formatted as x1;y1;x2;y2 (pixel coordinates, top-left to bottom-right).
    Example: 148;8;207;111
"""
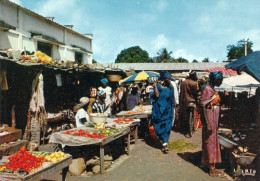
0;146;46;173
113;118;134;124
95;122;105;129
45;151;66;163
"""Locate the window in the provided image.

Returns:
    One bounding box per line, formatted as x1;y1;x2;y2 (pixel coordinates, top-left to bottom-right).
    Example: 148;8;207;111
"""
75;52;83;63
37;42;52;56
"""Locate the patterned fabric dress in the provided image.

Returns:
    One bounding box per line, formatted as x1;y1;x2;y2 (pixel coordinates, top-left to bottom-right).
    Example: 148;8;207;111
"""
200;85;222;166
151;83;174;144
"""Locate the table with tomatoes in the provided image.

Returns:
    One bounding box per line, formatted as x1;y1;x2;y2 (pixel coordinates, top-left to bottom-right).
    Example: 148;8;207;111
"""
0;146;72;181
105;117;141;143
49;127;131;174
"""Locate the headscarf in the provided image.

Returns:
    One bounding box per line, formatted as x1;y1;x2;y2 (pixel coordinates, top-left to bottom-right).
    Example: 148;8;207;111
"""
101;78;109;84
209;71;223;87
79;97;89;106
97;90;105;96
160;71;171;80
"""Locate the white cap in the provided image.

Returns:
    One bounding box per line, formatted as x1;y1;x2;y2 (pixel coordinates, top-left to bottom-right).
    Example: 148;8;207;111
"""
79;97;89;106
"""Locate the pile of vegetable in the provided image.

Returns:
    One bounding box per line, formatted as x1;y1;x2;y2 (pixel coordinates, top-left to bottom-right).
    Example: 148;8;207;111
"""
0;146;46;174
62;128;121;139
168;140;197;152
32;151;66;163
113;118;134;124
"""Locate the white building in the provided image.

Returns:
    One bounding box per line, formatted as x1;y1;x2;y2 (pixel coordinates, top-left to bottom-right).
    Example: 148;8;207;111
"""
0;0;93;64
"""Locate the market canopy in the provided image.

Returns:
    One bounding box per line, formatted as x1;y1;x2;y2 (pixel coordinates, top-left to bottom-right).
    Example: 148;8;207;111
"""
205;67;237;76
119;71;160;84
215;72;259;95
225;51;260;82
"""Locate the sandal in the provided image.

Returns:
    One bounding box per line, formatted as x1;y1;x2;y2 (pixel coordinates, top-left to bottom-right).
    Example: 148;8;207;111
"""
161;146;169;153
209;169;226;177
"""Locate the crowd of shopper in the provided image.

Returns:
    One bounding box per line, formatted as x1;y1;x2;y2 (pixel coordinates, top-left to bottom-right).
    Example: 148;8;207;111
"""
71;70;226;177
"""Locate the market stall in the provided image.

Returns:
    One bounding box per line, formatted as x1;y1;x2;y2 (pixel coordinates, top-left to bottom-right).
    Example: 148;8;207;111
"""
0;147;72;181
214;54;260;178
116;105;152;139
49;127;131;174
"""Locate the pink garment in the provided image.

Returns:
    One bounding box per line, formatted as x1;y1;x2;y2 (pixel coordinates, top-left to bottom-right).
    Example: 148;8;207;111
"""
201;85;221;167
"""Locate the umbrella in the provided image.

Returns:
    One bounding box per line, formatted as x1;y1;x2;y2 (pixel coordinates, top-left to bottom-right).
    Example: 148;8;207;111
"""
119;71;160;84
225;51;260;82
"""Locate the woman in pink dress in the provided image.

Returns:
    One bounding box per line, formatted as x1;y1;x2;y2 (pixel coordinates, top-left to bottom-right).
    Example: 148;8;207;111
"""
200;71;226;177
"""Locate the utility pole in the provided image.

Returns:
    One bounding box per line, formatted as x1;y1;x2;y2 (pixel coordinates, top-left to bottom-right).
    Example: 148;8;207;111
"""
244;38;249;56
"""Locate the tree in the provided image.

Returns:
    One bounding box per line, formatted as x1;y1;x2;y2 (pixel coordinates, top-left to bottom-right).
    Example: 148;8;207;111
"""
175;57;189;63
155;48;173;63
227;39;253;60
202;57;209;62
92;59;97;63
115;46;150;63
192;59;198;63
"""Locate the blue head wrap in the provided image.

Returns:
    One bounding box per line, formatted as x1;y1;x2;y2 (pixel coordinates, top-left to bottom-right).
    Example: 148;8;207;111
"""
101;78;109;84
160;71;171;80
209;71;223;86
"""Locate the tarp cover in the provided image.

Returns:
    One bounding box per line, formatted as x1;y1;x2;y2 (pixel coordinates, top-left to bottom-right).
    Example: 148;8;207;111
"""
215;72;259;94
49;119;140;146
225;51;260;82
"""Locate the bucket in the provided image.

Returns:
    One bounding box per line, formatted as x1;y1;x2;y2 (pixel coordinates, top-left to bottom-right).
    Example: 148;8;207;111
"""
148;126;157;139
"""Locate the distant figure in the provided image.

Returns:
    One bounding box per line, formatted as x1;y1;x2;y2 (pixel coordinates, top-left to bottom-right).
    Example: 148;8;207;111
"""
98;78;112;115
178;71;198;135
75;97;90;128
87;87;97;114
200;71;226;177
92;90;107;113
170;78;179;127
126;87;141;110
115;84;127;112
151;71;174;153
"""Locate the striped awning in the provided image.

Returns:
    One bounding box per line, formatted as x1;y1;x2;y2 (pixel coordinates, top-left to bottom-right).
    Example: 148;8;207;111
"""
204;67;237;76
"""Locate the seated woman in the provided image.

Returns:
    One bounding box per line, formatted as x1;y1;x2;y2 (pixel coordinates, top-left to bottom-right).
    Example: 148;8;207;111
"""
75;97;90;128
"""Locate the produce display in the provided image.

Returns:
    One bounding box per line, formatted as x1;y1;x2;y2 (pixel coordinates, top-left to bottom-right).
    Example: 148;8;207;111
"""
113;118;134;124
62;128;121;139
0;147;68;175
120;105;151;116
32;151;66;163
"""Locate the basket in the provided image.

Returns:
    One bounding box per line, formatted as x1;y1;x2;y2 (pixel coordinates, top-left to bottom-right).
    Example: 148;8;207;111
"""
108;75;122;82
89;113;108;124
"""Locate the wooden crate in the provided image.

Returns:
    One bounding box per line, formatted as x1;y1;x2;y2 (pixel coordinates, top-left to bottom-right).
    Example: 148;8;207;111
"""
0;127;22;145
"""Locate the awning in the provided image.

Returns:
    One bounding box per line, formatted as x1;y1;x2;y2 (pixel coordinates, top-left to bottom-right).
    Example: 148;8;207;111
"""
32;34;65;45
0;20;16;30
205;67;237;76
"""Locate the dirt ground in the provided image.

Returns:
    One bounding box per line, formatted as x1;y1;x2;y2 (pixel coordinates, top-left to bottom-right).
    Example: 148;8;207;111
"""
42;127;254;181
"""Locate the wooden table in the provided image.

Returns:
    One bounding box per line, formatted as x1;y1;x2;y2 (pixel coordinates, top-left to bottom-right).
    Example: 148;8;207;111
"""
98;127;130;173
50;127;131;174
0;155;72;181
106;118;140;144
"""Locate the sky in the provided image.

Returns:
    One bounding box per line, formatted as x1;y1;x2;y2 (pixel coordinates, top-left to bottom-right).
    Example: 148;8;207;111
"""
10;0;260;63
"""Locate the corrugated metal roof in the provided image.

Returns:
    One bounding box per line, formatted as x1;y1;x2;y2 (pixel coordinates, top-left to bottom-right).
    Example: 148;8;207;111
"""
103;63;228;71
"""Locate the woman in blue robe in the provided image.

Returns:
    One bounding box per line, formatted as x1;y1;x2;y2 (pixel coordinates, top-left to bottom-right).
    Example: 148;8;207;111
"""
150;71;174;153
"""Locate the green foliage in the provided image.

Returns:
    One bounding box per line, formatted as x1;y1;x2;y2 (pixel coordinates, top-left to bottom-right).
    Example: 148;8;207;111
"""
155;48;173;63
92;59;97;63
227;39;253;60
202;57;209;62
175;57;189;63
192;59;198;63
115;46;150;63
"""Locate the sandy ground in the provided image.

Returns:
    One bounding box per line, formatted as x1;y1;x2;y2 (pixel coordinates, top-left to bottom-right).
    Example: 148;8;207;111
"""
42;128;242;181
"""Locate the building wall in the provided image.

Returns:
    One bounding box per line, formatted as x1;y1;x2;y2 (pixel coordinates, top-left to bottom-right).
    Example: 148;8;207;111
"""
0;0;93;64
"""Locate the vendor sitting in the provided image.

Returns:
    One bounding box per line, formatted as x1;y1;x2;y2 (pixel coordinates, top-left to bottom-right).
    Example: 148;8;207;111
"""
92;90;109;114
75;97;90;128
